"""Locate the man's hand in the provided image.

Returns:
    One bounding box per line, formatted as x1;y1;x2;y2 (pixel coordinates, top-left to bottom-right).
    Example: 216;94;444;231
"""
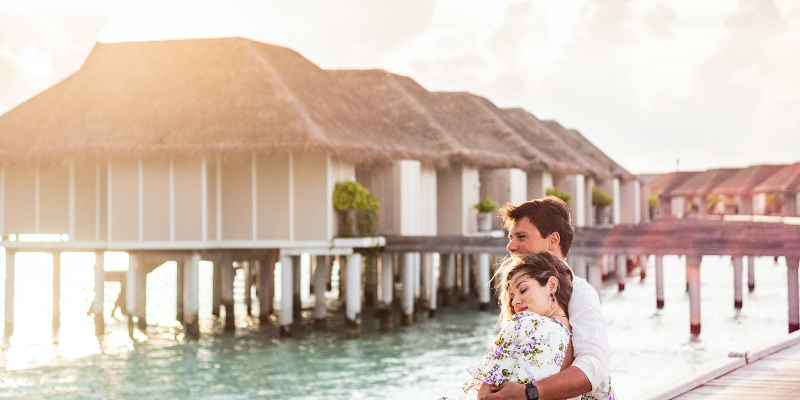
478;381;526;400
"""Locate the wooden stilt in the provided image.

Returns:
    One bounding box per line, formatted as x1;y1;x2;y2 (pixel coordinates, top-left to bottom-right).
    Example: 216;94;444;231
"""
478;252;490;311
655;255;664;309
401;253;414;326
52;251;62;330
364;254;377;308
379;252;394;331
346;253;362;338
292;255;301;319
221;256;235;332
787;257;799;333
733;256;743;309
428;253;438;318
412;252;420;322
212;259;222;318
4;250;15;337
94;251;105;336
313;255;328;330
176;257;184;323
258;251;276;326
338;255;347;308
183;253;200;339
441;253;455;307
687;255;702;335
616;255;626;292
748;256;756;292
244;261;252;317
279;255;293;336
639;255;647;281
460;253;471;302
126;253;146;336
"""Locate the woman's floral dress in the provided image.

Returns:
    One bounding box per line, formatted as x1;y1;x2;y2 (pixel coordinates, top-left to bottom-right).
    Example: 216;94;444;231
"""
459;311;616;400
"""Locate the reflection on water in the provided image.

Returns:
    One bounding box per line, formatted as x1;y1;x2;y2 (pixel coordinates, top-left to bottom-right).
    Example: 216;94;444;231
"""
0;250;793;398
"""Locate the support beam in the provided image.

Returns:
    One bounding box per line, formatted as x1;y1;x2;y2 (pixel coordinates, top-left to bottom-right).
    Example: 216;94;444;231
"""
4;251;15;336
183;253;200;339
364;254;377;308
338;255;347;304
441;253;456;307
258;252;276;326
687;255;702;335
616;255;626;292
401;253;415;326
478;253;491;311
126;253;146;335
346;253;362;338
733;256;743;309
788;257;799;333
655;256;664;309
52;251;62;330
244;261;253;317
176;258;184;323
212;260;222;318
313;255;328;330
748;256;756;292
379;252;394;331
420;253;430;316
94;251;105;335
428;253;438;318
412;252;420;322
292;255;302;319
221;256;235;332
279;255;293;336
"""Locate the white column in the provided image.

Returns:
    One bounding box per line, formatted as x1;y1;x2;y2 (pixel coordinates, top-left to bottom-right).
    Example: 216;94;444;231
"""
94;251;105;335
183;253;200;339
575;174;586;227
4;250;14;336
787;257;799;333
313;255;328;330
279;255;293;336
478;253;491;310
379;252;394;331
346;253;362;338
126;253;146;334
612;178;621;224
687;255;702;335
221;257;235;332
413;252;421;312
616;255;627;291
420;253;431;315
402;253;415;326
429;253;439;318
747;256;756;292
655;256;664;309
733;256;743;309
52;251;61;330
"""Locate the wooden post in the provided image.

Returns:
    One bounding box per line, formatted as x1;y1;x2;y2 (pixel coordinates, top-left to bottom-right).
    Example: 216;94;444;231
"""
460;253;471;302
364;254;377;308
639;255;648;281
313;255;328;330
258;251;276;326
221;256;235;332
212;259;222;318
428;253;438;318
346;253;362;338
292;255;301;319
401;253;414;326
589;256;603;294
413;252;421;321
244;261;252;317
687;255;702;335
747;256;756;292
338;255;347;307
176;257;184;323
685;255;690;293
379;252;394;331
126;253;146;335
94;251;105;336
52;251;62;330
787;257;799;333
4;250;15;336
733;256;743;309
441;253;455;307
655;255;664;309
279;255;293;336
478;252;491;311
616;255;626;292
183;253;200;339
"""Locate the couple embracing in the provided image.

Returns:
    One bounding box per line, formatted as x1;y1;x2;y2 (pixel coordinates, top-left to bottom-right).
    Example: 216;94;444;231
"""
444;196;617;400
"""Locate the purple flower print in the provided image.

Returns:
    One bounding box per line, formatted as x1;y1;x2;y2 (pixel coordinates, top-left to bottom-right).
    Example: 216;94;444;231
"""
492;344;504;358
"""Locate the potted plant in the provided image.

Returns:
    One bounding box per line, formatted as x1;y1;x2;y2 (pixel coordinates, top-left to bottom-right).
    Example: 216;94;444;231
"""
332;181;379;237
545;187;571;207
591;187;613;225
474;197;499;232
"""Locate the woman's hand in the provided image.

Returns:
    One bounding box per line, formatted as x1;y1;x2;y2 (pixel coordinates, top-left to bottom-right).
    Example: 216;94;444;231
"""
479;381;525;400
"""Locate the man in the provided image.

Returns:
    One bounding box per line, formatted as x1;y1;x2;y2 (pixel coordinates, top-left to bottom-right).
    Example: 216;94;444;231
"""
481;196;611;400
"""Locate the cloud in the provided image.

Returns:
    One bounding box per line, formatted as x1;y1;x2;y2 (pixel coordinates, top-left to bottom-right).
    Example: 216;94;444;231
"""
640;3;676;40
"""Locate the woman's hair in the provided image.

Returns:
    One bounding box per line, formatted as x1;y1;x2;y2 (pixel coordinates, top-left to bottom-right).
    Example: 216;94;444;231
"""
495;252;574;324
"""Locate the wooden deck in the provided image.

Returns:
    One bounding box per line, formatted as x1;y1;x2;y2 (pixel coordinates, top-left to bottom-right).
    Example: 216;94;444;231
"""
639;331;800;399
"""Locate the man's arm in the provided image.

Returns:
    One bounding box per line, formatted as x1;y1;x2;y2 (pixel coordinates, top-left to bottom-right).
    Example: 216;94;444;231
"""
479;366;591;400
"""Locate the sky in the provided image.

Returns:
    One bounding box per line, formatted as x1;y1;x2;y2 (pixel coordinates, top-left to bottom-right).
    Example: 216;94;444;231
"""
1;0;799;174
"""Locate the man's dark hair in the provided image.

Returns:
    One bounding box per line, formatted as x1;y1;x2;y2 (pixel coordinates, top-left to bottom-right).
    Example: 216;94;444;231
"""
498;195;573;257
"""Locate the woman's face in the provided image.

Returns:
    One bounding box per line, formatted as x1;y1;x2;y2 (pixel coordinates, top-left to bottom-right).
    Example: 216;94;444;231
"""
508;273;557;316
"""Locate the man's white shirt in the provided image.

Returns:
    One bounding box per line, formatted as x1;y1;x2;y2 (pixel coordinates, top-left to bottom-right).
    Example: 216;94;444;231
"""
568;276;611;393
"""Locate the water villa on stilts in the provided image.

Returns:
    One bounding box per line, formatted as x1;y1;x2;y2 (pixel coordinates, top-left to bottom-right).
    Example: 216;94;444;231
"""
0;37;670;341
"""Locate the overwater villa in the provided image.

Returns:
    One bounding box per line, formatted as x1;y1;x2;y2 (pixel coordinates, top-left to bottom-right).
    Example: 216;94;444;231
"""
0;37;644;338
752;163;800;217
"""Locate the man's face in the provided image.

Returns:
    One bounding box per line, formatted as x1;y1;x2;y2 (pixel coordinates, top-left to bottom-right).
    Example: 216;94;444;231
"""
506;218;551;256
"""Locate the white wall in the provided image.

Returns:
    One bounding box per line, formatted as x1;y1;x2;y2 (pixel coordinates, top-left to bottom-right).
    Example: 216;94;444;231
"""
527;169;553;200
620;179;641;224
585;176;595;227
437;165;480;235
612;178;621;224
555;174;586;227
671;196;686;218
399;160;422;235
420;166;437;236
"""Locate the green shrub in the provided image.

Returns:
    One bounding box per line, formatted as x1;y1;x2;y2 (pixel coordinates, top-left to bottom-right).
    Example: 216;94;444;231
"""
474;197;499;213
591;187;613;207
332;180;380;237
649;195;659;219
765;193;782;215
545;188;571;207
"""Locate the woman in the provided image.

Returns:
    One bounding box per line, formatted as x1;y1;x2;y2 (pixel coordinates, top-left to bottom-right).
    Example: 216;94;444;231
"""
445;252;615;400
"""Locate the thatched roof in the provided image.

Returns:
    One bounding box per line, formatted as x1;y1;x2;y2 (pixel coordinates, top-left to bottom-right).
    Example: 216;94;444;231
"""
493;108;595;178
648;171;702;197
0;37;627;175
753;163;800;194
540;120;634;182
670;168;742;197
712;164;786;196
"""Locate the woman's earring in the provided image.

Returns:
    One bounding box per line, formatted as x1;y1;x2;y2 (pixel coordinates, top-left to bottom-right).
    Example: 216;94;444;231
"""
550;293;556;310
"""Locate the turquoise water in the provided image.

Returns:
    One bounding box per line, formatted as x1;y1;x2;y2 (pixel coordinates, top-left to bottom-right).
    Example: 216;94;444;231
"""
0;254;792;399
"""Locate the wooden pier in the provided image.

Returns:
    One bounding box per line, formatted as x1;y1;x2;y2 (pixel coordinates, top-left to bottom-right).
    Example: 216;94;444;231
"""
638;330;800;399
